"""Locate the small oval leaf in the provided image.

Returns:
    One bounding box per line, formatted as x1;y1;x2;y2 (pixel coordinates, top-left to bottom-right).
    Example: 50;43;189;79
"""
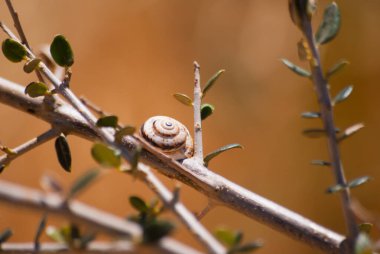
302;128;326;138
129;196;148;213
143;220;175;243
2;38;27;63
301;112;320;119
326;183;346;194
311;160;331;167
96;115;118;128
23;58;41;73
115;126;136;143
55;134;72;173
316;3;341;45
25;82;49;98
281;58;311;77
338;123;365;143
204;144;243;167
91;143;121;168
326;59;349;79
46;226;65;243
173;93;193;106
69;169;100;198
348;176;372;189
202;69;225;98
201;103;215;120
333;85;353;105
0;228;12;243
214;228;239;248
50;35;74;67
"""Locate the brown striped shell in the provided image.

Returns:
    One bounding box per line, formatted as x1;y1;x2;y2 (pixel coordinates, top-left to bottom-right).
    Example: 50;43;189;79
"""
140;116;193;160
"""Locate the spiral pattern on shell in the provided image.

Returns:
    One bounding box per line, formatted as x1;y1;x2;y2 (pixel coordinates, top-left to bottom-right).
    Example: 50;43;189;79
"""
140;116;193;160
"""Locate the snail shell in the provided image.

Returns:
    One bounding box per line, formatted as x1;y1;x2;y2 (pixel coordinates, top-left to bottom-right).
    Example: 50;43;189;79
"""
140;116;193;160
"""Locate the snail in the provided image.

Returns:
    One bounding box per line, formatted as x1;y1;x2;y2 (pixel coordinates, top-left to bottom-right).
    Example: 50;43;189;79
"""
140;116;194;160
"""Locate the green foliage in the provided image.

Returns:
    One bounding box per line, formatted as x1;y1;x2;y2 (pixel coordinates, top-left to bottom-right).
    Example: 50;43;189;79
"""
202;69;225;98
23;58;41;73
173;93;193;106
2;38;27;62
315;2;341;45
204;144;243;167
91;143;121;168
326;59;349;79
96;115;118;128
215;227;262;254
50;35;74;67
201;103;215;120
281;58;311;77
347;176;372;189
114;126;136;143
301;112;320;119
69;169;100;199
46;224;95;249
55;134;72;173
25;82;50;98
0;228;12;244
128;196;174;243
332;85;353;105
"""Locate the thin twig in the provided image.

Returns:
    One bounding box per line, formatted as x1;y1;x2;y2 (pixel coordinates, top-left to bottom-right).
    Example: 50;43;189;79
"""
193;61;204;162
0;128;60;168
302;20;358;243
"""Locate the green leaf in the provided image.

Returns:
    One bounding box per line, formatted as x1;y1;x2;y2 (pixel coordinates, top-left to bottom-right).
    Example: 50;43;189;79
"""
201;103;215;120
348;176;372;189
34;213;47;251
0;164;6;174
231;241;263;253
96;115;118;128
202;69;225;98
311;160;331;167
326;183;346;194
46;226;65;243
332;85;353;105
55;134;71;173
173;93;193;106
358;223;373;234
2;38;27;62
316;2;341;45
281;59;311;77
338;123;365;142
114;126;136;143
69;169;100;198
129;196;148;213
326;59;349;79
50;35;74;67
301;112;320;119
0;228;12;243
23;58;42;73
215;228;239;248
143;220;175;243
25;82;50;98
91;143;121;168
204;144;243;167
355;233;372;254
302;128;326;138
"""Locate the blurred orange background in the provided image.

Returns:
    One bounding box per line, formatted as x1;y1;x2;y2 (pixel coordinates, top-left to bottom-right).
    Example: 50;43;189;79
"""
1;1;380;253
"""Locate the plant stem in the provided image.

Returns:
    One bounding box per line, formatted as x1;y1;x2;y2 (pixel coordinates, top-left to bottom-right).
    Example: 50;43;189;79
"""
303;22;358;242
193;61;204;162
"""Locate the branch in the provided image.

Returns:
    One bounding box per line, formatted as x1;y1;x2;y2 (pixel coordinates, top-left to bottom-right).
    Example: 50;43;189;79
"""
0;76;345;253
192;61;203;162
302;17;358;242
0;179;203;254
0;128;60;168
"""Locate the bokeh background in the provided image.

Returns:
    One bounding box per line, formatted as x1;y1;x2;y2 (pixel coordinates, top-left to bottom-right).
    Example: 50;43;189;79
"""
0;1;380;253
